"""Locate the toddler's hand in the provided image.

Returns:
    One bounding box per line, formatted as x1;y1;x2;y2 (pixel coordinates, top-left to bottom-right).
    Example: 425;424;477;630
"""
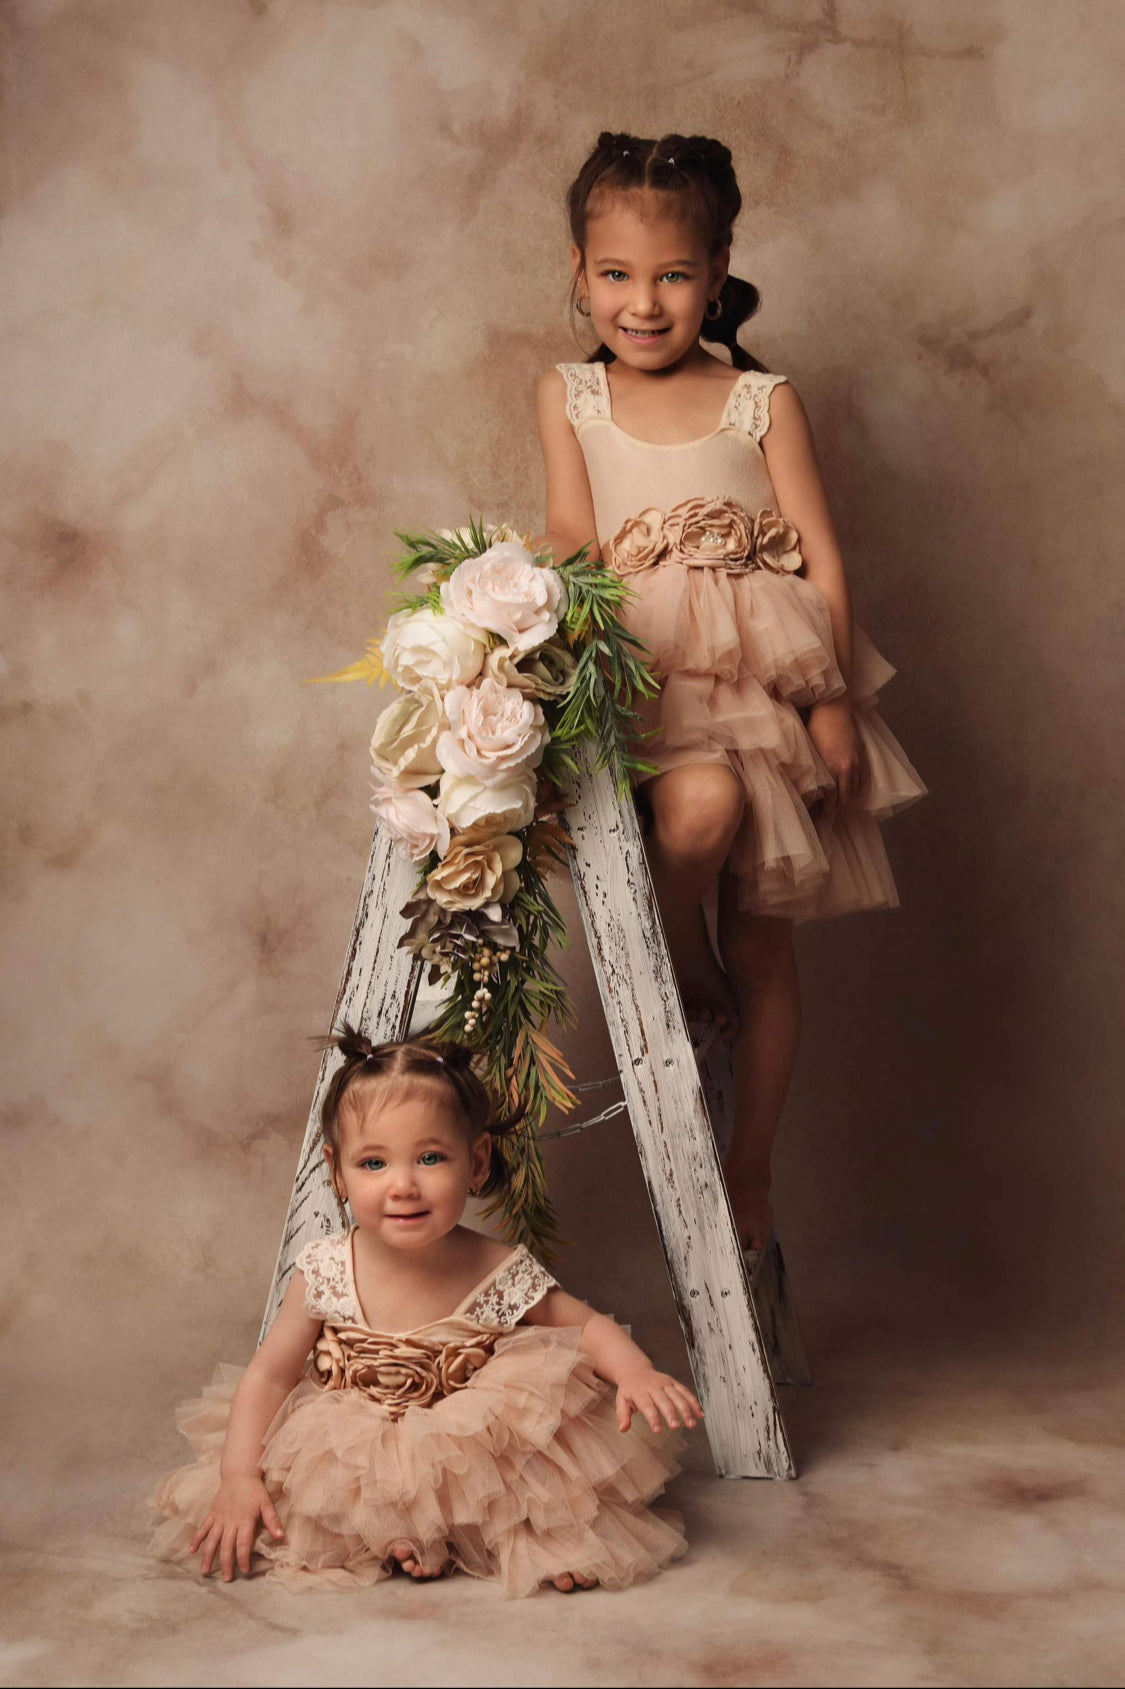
616;1369;704;1434
189;1474;285;1582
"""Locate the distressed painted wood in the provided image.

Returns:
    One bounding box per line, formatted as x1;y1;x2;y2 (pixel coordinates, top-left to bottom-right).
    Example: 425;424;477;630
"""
258;823;421;1339
565;745;794;1479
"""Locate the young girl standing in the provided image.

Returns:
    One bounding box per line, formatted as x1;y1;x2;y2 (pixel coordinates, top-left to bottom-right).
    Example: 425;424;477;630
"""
151;1030;697;1596
534;131;926;1259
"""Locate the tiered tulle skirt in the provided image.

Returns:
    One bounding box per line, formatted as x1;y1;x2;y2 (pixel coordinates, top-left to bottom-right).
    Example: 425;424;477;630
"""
151;1324;687;1598
622;564;927;919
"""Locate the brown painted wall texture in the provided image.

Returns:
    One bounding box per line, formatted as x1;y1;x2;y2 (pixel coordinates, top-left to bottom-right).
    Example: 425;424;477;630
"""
3;1;1123;1462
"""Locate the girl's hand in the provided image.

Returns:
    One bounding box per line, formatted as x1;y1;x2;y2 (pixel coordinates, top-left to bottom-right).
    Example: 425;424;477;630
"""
189;1475;284;1582
616;1368;704;1434
807;697;868;825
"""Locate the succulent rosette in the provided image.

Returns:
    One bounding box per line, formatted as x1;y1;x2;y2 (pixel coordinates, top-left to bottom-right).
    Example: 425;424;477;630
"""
315;514;659;1258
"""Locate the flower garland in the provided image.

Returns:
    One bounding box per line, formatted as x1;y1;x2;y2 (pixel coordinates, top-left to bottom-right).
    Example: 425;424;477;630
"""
317;517;658;1259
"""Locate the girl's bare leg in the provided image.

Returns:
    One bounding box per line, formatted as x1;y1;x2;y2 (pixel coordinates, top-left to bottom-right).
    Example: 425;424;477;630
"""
641;764;745;1030
716;873;802;1252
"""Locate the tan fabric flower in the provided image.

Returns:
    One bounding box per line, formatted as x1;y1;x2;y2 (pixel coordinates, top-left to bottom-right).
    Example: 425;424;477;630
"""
663;497;755;568
312;1325;347;1389
603;508;668;576
436;1334;498;1392
752;509;803;574
426;830;522;914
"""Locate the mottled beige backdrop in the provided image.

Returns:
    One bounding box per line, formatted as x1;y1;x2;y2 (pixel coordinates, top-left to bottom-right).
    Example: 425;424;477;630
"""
3;0;1124;1641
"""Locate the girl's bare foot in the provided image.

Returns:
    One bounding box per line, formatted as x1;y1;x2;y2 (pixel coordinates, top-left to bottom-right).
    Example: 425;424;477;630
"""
390;1539;453;1580
674;906;741;1041
550;1570;597;1591
726;1180;774;1254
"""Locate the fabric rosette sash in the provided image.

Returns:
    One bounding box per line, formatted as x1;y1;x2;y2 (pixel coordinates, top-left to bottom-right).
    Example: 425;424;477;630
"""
604;495;802;578
312;1320;500;1421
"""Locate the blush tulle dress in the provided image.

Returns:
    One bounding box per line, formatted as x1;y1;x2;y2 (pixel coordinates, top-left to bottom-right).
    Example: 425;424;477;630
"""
150;1231;687;1597
556;360;927;919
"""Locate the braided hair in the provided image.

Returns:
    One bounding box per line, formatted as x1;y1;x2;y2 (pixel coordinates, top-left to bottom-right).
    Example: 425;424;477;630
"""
319;1023;526;1200
565;130;769;372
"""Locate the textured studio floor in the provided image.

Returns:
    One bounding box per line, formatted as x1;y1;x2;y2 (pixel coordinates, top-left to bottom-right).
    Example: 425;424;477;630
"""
4;1326;1125;1689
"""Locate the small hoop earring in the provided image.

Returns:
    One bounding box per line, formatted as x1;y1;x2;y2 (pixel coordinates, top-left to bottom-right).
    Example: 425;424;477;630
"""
576;295;591;318
705;297;723;321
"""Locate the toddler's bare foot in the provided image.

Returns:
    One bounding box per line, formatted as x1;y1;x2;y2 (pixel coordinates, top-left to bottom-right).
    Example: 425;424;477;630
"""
550;1570;597;1592
390;1539;453;1580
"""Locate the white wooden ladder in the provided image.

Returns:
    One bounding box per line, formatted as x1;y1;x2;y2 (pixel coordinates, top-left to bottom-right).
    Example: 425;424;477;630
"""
261;745;808;1478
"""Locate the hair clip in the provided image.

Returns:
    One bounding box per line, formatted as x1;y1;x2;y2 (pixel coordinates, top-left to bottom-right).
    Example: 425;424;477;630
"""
433;1053;446;1066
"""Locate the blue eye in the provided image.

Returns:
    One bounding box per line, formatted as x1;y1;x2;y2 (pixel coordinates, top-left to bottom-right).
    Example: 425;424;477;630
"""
360;1158;385;1172
418;1151;445;1167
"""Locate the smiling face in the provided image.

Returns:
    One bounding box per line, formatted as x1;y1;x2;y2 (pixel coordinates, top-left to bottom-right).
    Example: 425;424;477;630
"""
325;1077;491;1251
572;191;729;369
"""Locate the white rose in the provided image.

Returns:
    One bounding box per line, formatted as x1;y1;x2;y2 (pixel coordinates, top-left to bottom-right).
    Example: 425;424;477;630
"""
437;768;537;835
380;606;485;691
440;542;567;656
437;678;548;784
370;784;450;862
368;685;446;789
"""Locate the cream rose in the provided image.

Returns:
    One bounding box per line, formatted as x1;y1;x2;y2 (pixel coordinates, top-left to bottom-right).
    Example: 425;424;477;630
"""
437;767;537;835
380;606;486;691
752;508;803;574
370;783;450;862
441;541;567;655
437;678;548;784
483;639;578;700
603;508;669;575
427;831;522;914
664;496;755;568
368;685;446;789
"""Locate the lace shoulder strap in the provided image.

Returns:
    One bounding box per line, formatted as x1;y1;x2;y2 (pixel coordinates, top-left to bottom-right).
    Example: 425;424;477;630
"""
555;361;609;431
295;1231;359;1323
726;370;790;443
461;1245;559;1329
